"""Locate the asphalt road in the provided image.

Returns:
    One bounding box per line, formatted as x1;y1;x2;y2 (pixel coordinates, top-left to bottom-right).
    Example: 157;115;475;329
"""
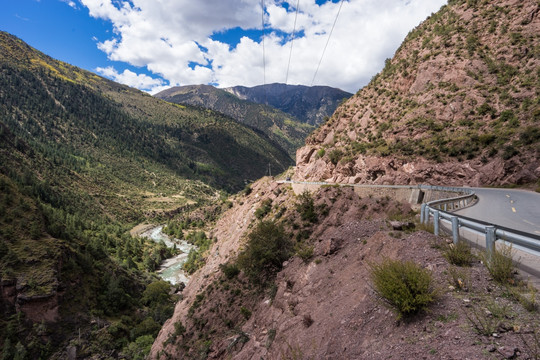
455;188;540;236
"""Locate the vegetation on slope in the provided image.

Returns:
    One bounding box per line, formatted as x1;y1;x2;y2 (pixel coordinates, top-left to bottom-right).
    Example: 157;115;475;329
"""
155;85;315;158
0;30;291;359
303;0;539;185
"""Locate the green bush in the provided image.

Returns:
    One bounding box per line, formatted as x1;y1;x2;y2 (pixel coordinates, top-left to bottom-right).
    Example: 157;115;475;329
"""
237;220;292;285
315;148;326;159
254;199;272;219
174;321;186;337
484;244;515;284
220;263;240;279
328;149;343;165
295;191;317;223
240;306;252;320
295;243;314;263
502;145;519;160
370;259;436;318
443;241;475;267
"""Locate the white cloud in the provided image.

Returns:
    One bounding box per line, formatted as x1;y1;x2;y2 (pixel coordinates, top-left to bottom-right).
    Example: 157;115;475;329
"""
80;0;447;93
96;66;165;91
61;0;77;9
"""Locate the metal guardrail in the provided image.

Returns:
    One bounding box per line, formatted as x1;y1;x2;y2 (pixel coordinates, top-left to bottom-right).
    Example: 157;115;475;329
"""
281;180;540;256
421;187;540;257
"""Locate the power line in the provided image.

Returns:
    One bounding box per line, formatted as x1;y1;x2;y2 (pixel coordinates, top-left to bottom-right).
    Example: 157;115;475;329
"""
261;0;267;104
285;0;300;84
311;0;345;86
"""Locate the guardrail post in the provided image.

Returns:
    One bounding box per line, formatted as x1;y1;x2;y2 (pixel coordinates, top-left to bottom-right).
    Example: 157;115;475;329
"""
420;203;426;224
434;210;440;236
486;226;496;262
424;206;430;225
451;216;459;244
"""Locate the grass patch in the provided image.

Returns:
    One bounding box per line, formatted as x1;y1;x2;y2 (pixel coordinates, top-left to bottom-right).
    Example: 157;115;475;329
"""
483;244;516;285
443;241;475;266
370;258;437;319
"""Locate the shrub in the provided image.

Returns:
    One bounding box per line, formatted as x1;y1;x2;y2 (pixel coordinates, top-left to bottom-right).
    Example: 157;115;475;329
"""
502;145;519;160
174;321;186;337
240;307;252;320
220;263;240;279
483;244;515;284
255;199;272;219
447;265;470;291
237;221;292;285
328;149;343;165
315;148;325;159
443;241;475;266
295;243;314;263
295;191;317;223
370;259;436;319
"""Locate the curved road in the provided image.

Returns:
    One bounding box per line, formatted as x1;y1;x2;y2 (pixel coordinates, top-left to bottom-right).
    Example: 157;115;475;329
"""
280;180;540;236
455;188;540;236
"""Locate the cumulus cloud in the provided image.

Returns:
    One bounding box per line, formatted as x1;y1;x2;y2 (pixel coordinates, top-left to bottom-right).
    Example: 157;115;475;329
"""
96;66;165;91
60;0;77;9
80;0;447;93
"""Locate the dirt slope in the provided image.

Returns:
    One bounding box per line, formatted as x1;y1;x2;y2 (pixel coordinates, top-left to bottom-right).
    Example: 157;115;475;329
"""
149;179;540;359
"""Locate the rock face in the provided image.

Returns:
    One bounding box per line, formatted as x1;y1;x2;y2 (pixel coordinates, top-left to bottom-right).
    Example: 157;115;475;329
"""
295;0;540;187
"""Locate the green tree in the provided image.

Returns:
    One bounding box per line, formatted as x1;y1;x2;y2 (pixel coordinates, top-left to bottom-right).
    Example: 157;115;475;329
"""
237;220;292;285
141;280;171;306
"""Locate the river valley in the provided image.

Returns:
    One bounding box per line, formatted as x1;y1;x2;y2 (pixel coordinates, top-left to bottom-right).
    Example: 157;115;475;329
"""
139;226;196;285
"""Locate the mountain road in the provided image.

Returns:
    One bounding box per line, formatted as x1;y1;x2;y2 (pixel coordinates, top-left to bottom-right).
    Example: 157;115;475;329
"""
455;188;540;236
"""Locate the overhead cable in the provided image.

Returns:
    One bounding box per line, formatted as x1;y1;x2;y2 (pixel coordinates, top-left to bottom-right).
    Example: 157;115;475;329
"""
311;0;345;86
261;0;267;104
285;0;300;84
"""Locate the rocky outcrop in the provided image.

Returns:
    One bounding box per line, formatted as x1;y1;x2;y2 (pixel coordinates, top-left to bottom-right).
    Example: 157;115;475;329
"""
1;277;59;322
296;0;540;187
296;146;540;186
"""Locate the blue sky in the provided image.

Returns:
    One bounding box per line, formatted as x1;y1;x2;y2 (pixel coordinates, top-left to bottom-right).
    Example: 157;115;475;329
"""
1;0;447;93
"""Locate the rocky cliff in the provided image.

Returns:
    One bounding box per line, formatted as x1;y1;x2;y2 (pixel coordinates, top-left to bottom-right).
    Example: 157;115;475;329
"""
296;0;540;187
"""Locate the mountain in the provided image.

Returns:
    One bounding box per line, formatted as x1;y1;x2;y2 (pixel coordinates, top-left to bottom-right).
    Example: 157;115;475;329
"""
223;83;352;126
295;0;539;187
0;31;292;358
149;0;540;358
154;84;315;157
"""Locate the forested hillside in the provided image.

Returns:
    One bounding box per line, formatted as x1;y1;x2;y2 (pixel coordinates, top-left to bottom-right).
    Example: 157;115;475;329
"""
0;31;292;359
155;84;315;157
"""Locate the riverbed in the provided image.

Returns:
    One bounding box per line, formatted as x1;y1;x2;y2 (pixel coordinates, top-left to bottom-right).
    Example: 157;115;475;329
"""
140;225;196;285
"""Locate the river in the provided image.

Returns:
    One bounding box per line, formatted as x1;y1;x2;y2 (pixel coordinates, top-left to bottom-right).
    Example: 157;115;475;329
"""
140;225;196;285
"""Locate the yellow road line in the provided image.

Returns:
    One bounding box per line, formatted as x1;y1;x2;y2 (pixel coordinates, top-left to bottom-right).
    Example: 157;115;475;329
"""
512;207;516;213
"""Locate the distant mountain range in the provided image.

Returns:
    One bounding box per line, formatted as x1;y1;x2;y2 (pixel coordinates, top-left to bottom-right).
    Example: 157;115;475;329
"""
223;83;352;126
